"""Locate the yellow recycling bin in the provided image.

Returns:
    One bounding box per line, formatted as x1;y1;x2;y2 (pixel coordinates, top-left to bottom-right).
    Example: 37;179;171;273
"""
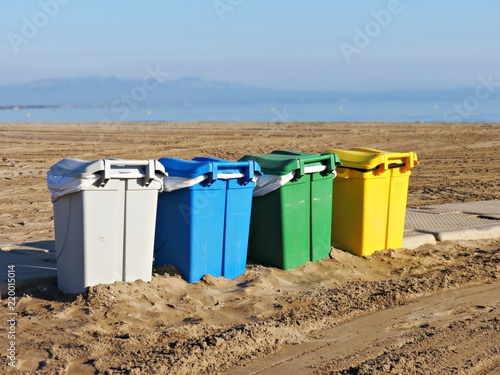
327;147;418;256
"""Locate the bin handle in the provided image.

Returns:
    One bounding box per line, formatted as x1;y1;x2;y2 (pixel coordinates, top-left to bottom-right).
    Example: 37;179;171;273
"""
105;159;152;167
380;152;418;173
295;154;337;178
100;159;157;186
209;160;260;185
145;159;156;186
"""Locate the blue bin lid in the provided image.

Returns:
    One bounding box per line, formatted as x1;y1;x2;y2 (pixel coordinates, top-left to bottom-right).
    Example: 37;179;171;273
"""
158;157;212;178
159;156;262;181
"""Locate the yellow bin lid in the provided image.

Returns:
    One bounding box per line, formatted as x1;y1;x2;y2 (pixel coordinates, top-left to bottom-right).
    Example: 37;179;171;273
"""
327;147;418;173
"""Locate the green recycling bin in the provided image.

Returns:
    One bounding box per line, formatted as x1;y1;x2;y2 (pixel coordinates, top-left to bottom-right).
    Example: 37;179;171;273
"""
240;150;341;269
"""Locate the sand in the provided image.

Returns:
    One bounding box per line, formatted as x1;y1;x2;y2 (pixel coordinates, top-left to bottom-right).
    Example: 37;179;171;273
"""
0;122;499;374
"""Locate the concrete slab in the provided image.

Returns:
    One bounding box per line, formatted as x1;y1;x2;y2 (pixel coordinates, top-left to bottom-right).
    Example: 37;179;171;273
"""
404;200;500;245
436;225;500;241
402;231;437;249
414;199;500;219
405;210;500;233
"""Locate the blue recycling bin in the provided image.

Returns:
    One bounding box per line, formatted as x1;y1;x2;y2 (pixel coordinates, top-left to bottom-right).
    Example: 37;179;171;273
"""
154;156;261;282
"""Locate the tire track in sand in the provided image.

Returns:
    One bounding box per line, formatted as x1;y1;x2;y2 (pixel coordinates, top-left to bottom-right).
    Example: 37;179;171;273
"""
228;281;500;375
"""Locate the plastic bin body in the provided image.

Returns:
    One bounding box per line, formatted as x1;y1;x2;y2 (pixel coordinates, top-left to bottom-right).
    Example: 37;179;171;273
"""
154;157;259;282
248;175;311;269
50;159;165;294
240;150;340;270
223;177;256;278
310;171;336;261
328;148;418;256
154;179;226;282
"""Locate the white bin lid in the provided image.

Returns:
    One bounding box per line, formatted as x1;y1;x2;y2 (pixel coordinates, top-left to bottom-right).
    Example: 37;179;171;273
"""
47;158;166;201
49;158;106;178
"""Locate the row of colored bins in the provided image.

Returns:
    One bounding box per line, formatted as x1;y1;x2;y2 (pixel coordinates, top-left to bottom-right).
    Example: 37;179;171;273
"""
48;148;417;293
48;157;262;292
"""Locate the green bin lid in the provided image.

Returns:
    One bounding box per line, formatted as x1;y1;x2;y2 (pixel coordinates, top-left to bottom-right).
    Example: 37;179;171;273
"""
240;150;341;176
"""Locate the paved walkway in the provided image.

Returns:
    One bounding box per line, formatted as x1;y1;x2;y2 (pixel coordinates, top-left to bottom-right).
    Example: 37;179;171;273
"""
1;200;500;297
403;199;500;248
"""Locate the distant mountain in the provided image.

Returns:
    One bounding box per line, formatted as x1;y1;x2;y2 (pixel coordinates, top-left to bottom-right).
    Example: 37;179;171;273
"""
0;76;498;108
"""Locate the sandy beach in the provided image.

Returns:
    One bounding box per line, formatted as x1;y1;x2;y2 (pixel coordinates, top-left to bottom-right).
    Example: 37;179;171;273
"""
0;122;499;374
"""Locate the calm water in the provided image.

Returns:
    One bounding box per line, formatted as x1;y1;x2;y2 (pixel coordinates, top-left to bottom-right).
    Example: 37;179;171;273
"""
1;100;500;123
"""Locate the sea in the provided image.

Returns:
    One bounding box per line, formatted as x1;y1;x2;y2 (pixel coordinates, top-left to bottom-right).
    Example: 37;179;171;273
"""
1;99;500;123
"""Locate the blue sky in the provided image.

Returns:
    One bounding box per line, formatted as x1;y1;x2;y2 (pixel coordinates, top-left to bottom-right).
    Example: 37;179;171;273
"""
1;0;499;91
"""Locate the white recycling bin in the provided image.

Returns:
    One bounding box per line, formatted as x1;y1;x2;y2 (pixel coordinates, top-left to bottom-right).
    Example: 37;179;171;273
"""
47;158;166;294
